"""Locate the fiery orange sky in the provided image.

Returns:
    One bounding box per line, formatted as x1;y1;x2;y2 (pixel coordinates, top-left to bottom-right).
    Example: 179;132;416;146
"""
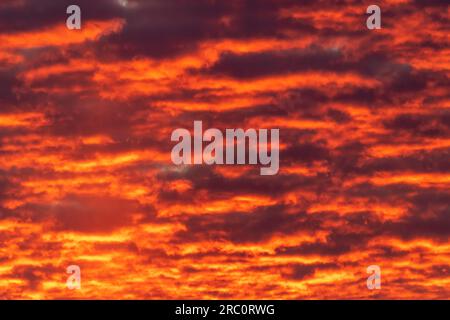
0;0;449;299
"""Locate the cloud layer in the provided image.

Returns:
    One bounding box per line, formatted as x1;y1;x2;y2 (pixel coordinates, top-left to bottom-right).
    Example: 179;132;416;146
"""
0;0;449;299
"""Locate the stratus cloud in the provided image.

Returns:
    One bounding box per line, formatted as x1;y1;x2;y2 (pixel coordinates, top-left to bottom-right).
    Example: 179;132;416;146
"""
0;0;449;299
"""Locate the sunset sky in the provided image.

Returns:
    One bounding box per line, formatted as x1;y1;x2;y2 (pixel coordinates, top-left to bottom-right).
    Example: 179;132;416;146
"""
0;0;449;299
